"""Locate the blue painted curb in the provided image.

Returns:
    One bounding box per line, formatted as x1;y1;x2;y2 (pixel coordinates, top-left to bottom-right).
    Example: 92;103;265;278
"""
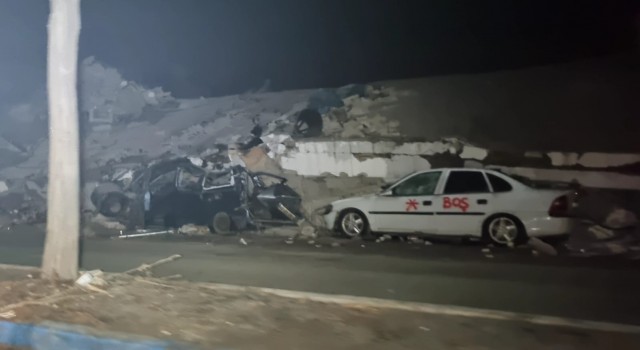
0;321;193;349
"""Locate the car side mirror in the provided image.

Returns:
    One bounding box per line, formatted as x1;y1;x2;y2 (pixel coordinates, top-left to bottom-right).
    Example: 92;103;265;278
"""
381;184;391;191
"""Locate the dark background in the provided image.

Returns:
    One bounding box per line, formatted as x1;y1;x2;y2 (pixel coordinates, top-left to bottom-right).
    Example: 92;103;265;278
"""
0;0;637;107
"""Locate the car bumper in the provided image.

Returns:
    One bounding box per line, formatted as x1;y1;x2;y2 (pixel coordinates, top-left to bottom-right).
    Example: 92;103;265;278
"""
522;216;577;237
324;211;338;231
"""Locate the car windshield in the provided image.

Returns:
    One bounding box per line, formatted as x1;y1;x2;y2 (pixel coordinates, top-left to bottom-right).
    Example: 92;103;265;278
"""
381;171;417;192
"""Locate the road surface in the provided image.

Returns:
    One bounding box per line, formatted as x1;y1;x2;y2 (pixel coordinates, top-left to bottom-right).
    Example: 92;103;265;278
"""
1;224;639;325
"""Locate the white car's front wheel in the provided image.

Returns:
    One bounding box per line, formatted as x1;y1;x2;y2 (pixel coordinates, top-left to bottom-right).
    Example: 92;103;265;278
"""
338;209;369;238
483;215;526;245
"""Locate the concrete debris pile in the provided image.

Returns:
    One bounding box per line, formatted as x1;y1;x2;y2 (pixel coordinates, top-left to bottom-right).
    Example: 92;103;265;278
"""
0;88;48;167
0;178;47;228
316;85;401;139
80;57;177;132
1;57;639;242
250;84;402;140
0;136;29;171
566;189;640;258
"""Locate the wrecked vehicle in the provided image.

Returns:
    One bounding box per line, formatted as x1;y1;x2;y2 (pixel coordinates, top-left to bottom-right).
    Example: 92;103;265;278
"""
90;158;303;233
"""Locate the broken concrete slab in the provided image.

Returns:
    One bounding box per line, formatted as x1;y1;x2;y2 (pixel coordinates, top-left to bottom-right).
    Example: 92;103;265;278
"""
567;222;639;257
605;209;638;229
546;152;640;169
579;153;640;168
178;224;210;237
527;237;558;256
298;223;317;240
459;146;488;161
548;152;580;167
91;214;126;231
240;145;284;179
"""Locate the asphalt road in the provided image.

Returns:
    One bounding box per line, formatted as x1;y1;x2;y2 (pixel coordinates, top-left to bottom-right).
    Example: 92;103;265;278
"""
1;224;639;326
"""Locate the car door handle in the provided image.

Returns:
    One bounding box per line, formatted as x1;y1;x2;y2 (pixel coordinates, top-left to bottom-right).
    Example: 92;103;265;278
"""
477;199;488;205
422;200;432;206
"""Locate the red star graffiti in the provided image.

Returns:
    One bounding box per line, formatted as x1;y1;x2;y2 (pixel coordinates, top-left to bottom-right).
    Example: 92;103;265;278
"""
405;199;419;212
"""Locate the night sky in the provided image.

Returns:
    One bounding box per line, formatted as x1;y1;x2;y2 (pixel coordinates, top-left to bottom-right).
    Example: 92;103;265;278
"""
0;0;637;106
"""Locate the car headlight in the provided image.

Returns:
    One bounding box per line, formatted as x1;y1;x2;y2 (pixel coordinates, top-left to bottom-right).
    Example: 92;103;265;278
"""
316;204;333;215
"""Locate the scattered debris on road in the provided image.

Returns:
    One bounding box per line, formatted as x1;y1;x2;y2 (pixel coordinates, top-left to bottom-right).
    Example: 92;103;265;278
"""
178;224;210;237
566;190;640;258
117;228;174;239
528;237;559;256
124;254;182;277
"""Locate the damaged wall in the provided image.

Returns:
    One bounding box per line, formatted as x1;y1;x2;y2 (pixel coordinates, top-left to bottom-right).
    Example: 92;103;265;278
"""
264;136;640;190
273;139;454;179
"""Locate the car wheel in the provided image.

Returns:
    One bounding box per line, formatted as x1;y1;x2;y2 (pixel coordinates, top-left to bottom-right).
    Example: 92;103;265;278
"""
211;211;232;234
98;192;129;218
338;209;369;238
483;215;526;246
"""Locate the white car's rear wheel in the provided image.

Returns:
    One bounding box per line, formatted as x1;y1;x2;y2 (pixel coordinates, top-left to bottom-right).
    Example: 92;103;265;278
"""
483;215;526;245
338;210;368;238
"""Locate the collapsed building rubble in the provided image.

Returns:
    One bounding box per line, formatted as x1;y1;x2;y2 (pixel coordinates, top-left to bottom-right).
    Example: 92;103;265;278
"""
80;56;178;132
0;57;639;245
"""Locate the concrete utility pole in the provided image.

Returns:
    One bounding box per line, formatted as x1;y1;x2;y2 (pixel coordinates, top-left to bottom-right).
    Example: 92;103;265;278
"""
41;0;82;280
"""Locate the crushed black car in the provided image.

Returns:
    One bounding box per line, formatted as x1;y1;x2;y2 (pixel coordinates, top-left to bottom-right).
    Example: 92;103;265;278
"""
90;158;303;233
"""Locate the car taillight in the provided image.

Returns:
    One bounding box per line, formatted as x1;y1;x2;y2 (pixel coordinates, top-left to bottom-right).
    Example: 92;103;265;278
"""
549;195;569;217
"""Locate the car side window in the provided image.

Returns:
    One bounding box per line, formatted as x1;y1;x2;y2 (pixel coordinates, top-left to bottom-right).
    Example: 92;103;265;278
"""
149;170;177;195
176;168;203;192
444;171;489;194
487;173;513;192
393;172;441;196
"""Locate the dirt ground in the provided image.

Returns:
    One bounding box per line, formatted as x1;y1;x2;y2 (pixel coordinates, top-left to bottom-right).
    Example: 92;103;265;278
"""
0;275;639;350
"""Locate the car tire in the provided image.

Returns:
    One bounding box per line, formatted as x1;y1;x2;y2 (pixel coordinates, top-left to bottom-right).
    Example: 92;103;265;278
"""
211;211;232;234
337;209;369;238
98;192;129;218
482;214;526;246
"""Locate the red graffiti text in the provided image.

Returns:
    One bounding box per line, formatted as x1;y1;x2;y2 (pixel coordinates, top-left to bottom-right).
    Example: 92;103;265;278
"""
442;197;469;212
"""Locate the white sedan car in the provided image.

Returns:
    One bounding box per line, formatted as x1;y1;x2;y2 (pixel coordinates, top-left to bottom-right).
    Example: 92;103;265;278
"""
321;168;576;245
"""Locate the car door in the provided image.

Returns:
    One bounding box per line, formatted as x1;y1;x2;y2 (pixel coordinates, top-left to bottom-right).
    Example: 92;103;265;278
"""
369;171;443;234
435;170;493;236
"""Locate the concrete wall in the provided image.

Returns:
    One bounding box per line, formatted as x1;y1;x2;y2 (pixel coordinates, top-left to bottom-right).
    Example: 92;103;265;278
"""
265;137;640;190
